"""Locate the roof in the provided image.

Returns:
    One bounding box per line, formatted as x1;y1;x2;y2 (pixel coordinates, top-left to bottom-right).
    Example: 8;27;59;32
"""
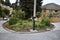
41;3;60;10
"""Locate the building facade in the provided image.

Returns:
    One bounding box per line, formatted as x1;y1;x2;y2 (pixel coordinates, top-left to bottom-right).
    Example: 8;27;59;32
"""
41;3;60;22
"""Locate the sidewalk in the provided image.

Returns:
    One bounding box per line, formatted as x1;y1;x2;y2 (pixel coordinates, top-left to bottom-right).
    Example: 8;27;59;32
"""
52;22;60;30
0;20;11;33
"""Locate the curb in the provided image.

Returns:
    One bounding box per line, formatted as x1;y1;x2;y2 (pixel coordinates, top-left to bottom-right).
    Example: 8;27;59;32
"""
3;22;55;34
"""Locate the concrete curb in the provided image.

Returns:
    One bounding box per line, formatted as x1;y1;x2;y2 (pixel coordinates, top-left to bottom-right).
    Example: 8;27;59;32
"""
2;21;55;34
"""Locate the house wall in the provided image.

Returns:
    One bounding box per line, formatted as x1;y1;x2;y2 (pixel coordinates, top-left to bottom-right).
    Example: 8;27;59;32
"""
41;9;60;22
41;9;60;16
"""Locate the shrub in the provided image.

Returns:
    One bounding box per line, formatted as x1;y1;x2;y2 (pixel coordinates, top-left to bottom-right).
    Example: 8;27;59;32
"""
3;8;10;16
3;22;9;27
35;22;40;27
9;17;19;25
0;6;3;17
36;12;41;18
39;23;46;29
41;17;50;26
0;6;10;17
28;18;32;21
12;9;25;19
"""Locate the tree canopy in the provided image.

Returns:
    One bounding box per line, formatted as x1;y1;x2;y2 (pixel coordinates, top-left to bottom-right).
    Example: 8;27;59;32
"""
5;0;43;19
4;0;11;6
20;0;43;19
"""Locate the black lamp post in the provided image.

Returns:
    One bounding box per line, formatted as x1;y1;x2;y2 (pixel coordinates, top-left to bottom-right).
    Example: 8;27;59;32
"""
33;0;36;30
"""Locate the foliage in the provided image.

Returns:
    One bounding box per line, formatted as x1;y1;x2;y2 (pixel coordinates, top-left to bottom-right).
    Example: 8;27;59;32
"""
39;23;46;29
11;3;17;9
3;22;9;27
3;8;10;16
11;0;20;10
36;12;41;18
35;22;40;27
20;0;43;19
9;17;19;25
41;17;50;26
0;6;10;17
35;22;46;29
0;6;2;17
4;17;52;31
11;0;43;19
0;6;6;17
8;20;33;31
12;9;25;19
4;0;11;6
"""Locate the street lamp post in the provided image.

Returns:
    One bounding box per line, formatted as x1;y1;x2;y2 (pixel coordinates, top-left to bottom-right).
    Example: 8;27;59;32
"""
33;0;36;30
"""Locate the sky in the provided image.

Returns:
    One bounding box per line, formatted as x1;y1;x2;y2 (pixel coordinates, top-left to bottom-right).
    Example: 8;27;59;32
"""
4;0;60;5
42;0;60;5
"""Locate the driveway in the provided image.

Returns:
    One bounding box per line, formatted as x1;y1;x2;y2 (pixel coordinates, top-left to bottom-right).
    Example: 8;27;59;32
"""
0;20;60;40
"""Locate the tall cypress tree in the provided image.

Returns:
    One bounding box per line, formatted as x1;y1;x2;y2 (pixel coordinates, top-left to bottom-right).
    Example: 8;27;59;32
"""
15;0;18;4
15;0;20;9
5;0;11;6
20;0;43;19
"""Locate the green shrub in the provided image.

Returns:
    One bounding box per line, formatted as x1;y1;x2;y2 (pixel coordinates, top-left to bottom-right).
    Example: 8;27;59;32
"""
28;18;32;21
3;8;10;16
0;8;6;18
3;22;9;27
36;12;41;18
12;9;25;19
35;22;40;27
0;6;10;17
9;17;19;25
39;23;46;29
0;6;2;16
41;17;50;26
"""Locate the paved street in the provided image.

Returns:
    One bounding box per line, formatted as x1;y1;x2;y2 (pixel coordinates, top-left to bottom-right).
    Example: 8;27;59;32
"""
0;20;60;40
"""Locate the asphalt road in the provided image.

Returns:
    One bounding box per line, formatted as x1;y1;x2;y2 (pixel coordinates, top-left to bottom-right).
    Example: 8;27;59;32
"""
0;20;60;40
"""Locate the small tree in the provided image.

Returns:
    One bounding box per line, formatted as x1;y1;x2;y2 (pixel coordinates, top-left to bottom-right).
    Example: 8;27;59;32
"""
3;8;10;16
0;6;6;19
4;0;11;6
12;9;25;19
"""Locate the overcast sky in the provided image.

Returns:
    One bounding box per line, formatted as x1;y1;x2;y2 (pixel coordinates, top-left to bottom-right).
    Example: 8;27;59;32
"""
5;0;60;5
43;0;60;5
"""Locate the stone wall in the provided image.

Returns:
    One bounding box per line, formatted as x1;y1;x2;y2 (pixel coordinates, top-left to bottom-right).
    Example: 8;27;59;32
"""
41;9;60;22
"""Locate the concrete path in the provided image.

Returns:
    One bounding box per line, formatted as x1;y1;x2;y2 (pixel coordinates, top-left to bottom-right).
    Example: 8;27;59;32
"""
52;22;60;30
0;20;60;40
0;20;11;33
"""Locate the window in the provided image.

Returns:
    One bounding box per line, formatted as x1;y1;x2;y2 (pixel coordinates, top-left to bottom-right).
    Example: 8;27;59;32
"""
55;10;58;12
